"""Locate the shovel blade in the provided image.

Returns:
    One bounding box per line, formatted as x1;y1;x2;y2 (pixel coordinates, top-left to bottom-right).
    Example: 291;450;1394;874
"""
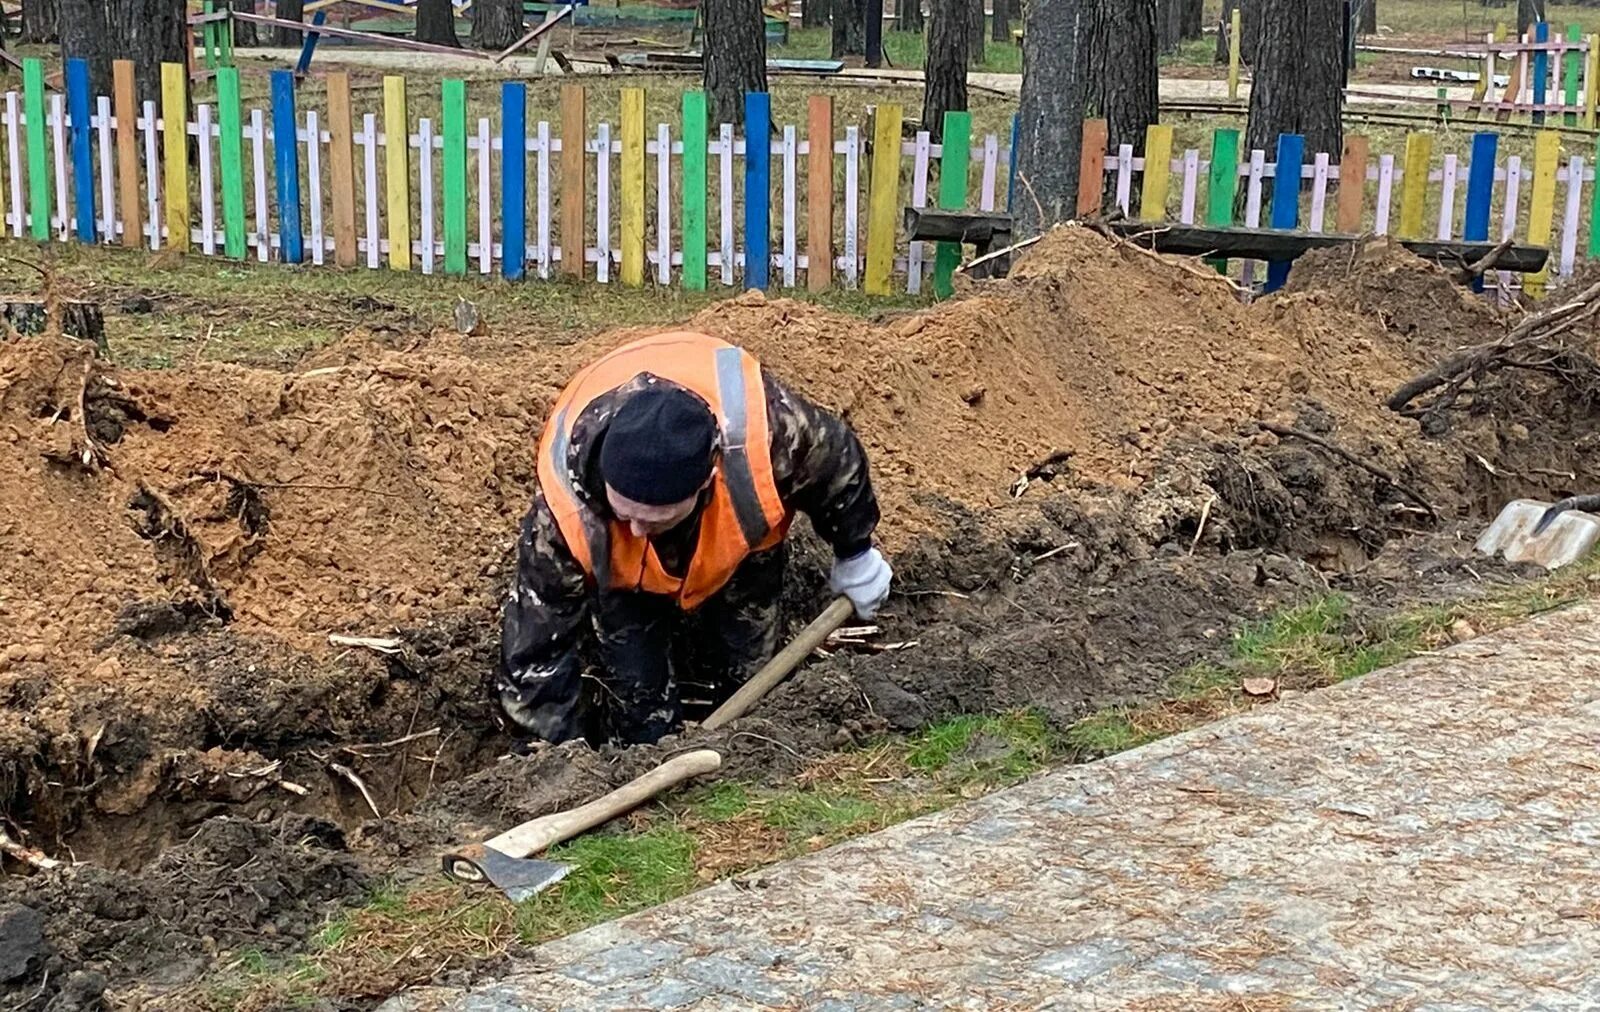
477;846;572;903
1476;499;1600;570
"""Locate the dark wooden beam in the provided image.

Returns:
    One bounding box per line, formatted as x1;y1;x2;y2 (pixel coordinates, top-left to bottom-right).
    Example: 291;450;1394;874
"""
1103;221;1549;273
903;207;1013;245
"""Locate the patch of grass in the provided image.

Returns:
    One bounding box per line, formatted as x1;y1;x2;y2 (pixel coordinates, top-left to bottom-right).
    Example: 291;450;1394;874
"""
1062;708;1157;756
516;825;700;941
683;780;754;822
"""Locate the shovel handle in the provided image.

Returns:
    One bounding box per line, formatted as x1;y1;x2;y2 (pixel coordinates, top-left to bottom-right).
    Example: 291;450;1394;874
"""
701;596;856;732
482;748;722;860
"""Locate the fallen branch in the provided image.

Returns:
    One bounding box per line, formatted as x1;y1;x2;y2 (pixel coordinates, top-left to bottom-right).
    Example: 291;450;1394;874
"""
1257;421;1439;520
959;235;1042;277
341;727;441;756
328;762;383;820
1453;236;1514;283
1188;495;1217;555
328;633;404;654
75;355;107;472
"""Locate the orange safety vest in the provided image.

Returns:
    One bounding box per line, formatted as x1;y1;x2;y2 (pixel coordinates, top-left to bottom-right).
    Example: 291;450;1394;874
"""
536;332;792;611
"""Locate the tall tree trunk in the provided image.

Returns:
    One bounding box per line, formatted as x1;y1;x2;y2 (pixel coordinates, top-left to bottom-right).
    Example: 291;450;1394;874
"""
415;0;460;45
1517;0;1544;31
1215;0;1236;62
1179;0;1201;37
59;0;109;95
1158;0;1180;52
831;0;864;55
22;0;58;43
1016;0;1088;235
991;0;1008;41
1246;0;1342;158
803;0;829;28
1085;0;1158;178
967;0;985;64
229;0;258;47
1357;0;1377;33
922;0;968;141
894;0;922;32
704;0;767;127
471;0;523;48
273;0;304;45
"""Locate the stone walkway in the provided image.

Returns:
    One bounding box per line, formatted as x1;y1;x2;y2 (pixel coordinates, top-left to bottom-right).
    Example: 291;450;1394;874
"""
384;601;1600;1011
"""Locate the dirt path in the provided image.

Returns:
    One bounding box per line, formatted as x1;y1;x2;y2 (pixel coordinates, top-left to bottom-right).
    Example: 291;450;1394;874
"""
384;600;1600;1010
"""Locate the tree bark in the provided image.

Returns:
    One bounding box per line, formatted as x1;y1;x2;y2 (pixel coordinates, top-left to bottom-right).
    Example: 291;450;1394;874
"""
893;0;922;31
967;0;985;64
1517;0;1545;31
1246;0;1342;159
704;0;767;127
1179;0;1201;37
415;0;460;45
229;0;258;47
273;0;304;45
1158;0;1180;52
803;0;830;28
991;0;1009;42
471;0;523;48
922;0;968;141
831;0;864;55
1016;0;1088;236
59;0;184;105
22;0;58;43
1357;0;1377;33
1084;0;1158;165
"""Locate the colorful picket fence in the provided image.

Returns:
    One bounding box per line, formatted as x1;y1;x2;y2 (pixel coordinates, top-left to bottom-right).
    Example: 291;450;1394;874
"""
1469;21;1600;125
1088;117;1596;298
8;55;1600;301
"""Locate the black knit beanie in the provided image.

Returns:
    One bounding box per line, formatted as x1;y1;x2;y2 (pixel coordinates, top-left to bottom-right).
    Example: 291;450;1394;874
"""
599;385;718;506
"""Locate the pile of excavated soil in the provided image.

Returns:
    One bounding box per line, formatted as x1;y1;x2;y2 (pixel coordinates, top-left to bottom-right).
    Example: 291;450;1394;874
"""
5;224;1586;1007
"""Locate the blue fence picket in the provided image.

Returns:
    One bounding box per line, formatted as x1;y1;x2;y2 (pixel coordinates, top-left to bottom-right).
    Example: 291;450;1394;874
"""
1265;133;1304;292
65;58;95;243
743;92;771;289
1006;113;1019;212
1533;22;1550;125
271;70;303;263
502;81;527;281
1464;132;1499;293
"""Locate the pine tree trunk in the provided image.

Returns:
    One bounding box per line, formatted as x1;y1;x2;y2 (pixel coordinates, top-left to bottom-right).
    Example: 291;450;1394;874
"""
1246;0;1342;157
59;0;109;95
803;0;829;28
1357;0;1377;33
1180;0;1202;37
22;0;58;43
1517;0;1544;31
922;0;968;141
1158;0;1180;52
415;0;460;45
704;0;767;127
230;0;258;47
59;0;184;104
1085;0;1158;171
832;0;864;55
273;0;304;45
967;0;985;64
471;0;523;48
991;0;1008;41
894;0;922;32
1016;0;1088;235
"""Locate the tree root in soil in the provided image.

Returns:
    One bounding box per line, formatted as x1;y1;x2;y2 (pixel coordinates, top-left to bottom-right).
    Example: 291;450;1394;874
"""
1387;279;1600;425
1257;420;1439;521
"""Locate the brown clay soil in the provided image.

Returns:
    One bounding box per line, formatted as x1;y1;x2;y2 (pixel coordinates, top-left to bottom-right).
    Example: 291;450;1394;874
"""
2;228;1597;1009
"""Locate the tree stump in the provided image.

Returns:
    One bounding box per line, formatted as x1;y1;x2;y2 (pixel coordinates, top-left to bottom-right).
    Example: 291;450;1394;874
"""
1;298;108;356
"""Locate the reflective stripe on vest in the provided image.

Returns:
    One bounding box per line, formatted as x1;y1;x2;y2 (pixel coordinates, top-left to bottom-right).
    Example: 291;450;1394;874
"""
535;332;790;610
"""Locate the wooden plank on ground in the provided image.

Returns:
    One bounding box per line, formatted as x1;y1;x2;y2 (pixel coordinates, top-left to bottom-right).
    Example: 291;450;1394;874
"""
1101;220;1548;271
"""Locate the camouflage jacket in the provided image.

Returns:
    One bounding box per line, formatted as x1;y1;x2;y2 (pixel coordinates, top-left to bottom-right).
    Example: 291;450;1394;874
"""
496;369;879;739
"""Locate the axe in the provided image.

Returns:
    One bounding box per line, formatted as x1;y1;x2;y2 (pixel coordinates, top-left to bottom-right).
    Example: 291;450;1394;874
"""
441;748;722;901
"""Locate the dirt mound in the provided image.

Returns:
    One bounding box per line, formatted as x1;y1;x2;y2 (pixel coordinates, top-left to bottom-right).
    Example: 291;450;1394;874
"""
1282;239;1506;359
4;223;1589;1006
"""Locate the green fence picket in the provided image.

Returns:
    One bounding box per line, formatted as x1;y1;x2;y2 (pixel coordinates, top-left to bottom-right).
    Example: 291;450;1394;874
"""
442;79;467;276
933;111;971;299
681;91;708;290
1204;128;1240;274
217;66;246;259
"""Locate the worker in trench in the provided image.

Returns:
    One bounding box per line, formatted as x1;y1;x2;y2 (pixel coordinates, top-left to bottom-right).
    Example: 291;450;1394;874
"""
494;331;892;746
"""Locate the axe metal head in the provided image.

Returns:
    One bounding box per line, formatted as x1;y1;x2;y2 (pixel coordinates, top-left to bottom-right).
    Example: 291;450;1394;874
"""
442;844;572;903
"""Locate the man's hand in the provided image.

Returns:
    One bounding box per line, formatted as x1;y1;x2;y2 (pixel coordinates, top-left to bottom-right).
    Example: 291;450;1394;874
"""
829;547;892;620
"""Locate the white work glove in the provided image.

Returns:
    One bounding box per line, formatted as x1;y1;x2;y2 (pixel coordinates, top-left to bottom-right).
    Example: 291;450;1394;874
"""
829;547;892;620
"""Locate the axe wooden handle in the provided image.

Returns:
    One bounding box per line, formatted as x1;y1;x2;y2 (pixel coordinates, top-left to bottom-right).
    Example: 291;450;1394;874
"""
483;749;722;859
701;596;856;732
